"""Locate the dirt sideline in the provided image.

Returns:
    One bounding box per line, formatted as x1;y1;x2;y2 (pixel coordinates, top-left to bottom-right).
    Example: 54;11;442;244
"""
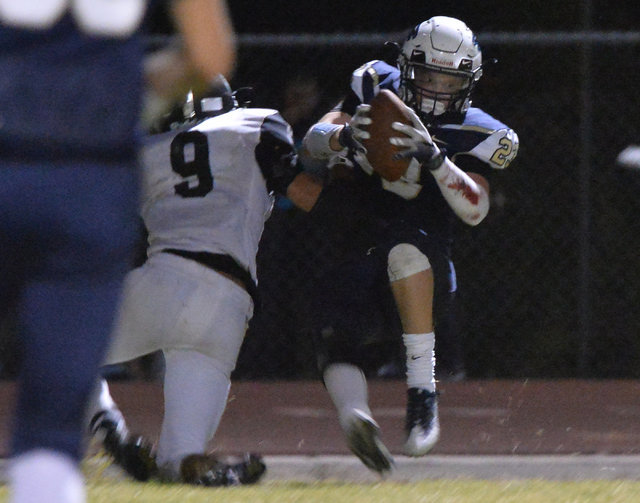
2;379;640;458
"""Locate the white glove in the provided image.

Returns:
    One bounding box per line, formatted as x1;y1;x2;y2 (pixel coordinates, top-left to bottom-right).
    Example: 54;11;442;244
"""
339;104;371;153
389;108;444;171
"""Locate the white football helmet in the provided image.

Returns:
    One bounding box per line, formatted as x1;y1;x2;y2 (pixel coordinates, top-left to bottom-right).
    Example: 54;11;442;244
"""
398;16;482;123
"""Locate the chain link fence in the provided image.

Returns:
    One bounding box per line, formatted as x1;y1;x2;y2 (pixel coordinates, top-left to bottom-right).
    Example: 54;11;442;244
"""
234;31;640;380
2;31;639;380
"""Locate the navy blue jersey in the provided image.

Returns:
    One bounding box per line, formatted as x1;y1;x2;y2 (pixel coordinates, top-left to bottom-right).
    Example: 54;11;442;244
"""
336;60;518;244
0;8;147;163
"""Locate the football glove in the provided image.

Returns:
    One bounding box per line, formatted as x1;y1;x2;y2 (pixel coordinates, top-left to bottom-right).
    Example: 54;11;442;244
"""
338;104;371;153
390;108;445;172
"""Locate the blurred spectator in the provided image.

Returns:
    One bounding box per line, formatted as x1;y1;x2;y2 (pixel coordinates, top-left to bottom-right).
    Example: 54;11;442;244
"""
280;74;323;145
0;1;235;502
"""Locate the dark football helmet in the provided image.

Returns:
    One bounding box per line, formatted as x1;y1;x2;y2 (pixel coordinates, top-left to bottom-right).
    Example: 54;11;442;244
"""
183;74;236;120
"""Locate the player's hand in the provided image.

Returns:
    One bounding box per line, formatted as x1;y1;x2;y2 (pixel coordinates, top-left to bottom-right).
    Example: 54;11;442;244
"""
389;109;444;171
339;104;371;153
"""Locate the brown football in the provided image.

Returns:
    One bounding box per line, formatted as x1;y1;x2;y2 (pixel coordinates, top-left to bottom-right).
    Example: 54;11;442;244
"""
361;89;413;182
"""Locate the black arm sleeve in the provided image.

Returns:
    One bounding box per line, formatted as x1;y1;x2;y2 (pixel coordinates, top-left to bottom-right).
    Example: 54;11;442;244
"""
254;112;301;195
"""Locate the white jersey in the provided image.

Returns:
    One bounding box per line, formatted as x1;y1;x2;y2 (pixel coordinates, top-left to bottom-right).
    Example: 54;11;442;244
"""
140;107;298;282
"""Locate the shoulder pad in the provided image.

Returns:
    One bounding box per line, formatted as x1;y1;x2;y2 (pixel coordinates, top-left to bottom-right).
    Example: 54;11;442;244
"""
464;128;519;169
350;60;400;104
439;108;519;169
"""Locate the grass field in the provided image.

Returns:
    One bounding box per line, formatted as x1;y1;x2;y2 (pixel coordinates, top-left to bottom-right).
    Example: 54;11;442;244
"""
3;479;640;502
2;455;640;502
2;476;640;502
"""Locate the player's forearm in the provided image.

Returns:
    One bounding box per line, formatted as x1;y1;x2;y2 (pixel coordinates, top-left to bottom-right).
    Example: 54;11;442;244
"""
302;111;350;159
428;159;490;226
171;0;236;82
286;172;324;212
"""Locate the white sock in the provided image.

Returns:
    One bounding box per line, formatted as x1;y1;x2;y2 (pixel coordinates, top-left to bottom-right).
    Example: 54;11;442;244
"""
403;332;436;392
156;349;232;479
86;378;119;425
9;449;85;503
323;363;371;429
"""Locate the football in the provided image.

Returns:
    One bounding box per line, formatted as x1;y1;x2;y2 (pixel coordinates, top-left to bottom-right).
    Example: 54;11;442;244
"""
362;89;414;181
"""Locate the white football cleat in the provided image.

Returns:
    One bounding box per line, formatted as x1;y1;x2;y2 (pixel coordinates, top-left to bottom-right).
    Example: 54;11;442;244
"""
404;388;440;456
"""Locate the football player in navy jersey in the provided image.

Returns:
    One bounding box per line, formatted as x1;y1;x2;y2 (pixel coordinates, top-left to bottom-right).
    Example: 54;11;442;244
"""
302;16;518;473
0;1;234;502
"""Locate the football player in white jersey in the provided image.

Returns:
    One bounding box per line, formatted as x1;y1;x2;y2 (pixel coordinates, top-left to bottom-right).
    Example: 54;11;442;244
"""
86;76;322;486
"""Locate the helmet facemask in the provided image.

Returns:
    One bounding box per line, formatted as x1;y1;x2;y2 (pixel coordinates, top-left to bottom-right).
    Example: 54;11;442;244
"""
400;58;479;123
397;16;483;124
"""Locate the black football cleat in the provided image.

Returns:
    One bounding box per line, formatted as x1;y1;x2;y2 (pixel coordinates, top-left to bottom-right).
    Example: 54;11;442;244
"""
180;452;266;487
90;409;157;481
343;409;394;474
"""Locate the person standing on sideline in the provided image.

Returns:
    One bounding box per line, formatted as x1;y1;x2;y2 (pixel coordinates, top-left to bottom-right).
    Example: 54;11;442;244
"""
0;1;235;502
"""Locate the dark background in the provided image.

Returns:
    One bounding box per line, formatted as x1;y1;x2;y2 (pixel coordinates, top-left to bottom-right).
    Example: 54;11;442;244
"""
219;1;640;380
148;1;640;34
148;1;640;380
3;1;639;381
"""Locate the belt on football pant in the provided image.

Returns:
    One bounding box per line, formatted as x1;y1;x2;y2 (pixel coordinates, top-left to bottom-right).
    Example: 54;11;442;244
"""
162;248;259;305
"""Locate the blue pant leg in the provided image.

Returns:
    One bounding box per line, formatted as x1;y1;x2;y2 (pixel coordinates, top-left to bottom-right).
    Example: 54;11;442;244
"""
310;253;389;370
9;162;139;461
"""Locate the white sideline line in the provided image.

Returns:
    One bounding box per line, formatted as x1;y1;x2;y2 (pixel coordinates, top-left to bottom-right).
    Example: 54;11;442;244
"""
2;455;640;484
262;455;640;482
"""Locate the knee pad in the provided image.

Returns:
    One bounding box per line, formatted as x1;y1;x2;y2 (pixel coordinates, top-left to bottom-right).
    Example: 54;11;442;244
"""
387;243;431;281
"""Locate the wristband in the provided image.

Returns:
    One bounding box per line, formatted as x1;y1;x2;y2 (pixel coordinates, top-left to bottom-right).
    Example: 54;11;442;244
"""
419;151;446;184
304;123;343;159
423;150;445;171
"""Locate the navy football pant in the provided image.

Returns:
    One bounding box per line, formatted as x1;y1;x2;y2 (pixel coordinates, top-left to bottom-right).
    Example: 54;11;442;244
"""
310;231;457;373
0;160;139;462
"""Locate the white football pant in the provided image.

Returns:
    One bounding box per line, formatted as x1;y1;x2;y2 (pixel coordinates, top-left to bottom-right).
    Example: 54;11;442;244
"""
97;251;253;479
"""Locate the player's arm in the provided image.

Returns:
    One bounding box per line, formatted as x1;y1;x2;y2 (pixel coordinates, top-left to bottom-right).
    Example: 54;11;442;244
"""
306;110;349;152
256;112;323;212
145;0;235;124
170;0;236;82
303;72;386;163
391;111;490;226
304;59;399;161
452;155;491;198
286;172;323;212
428;157;489;226
302;108;369;160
